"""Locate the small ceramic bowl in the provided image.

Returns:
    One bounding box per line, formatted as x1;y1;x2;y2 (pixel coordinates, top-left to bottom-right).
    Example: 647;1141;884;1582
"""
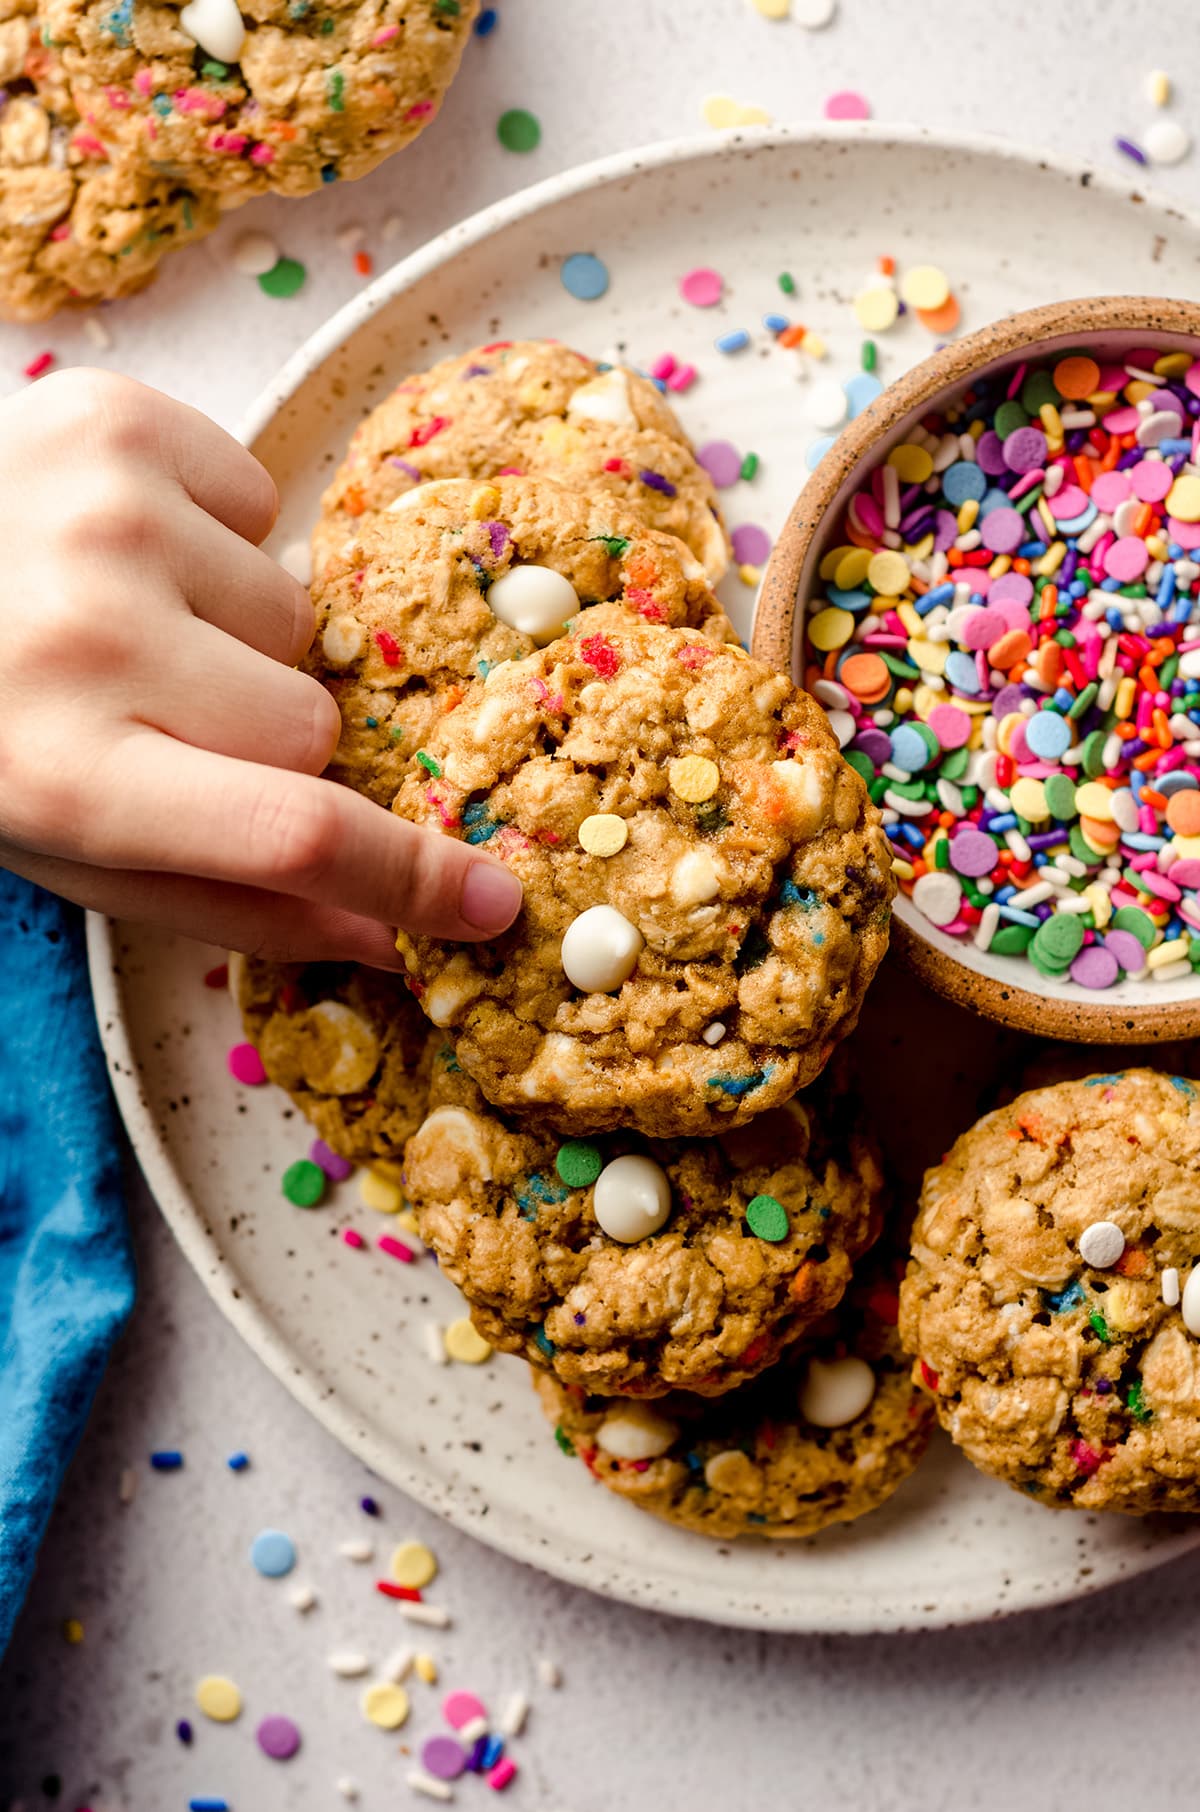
754;295;1200;1042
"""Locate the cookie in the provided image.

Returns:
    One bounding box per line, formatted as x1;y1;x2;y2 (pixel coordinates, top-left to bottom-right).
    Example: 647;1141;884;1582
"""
403;1042;885;1395
0;4;220;321
306;475;735;807
45;0;476;202
313;340;729;581
900;1069;1200;1514
233;952;432;1166
535;1274;932;1539
392;618;893;1138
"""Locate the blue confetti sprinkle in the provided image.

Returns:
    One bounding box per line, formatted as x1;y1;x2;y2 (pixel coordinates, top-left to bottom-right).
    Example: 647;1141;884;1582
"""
1045;1280;1086;1314
226;1452;249;1472
250;1528;296;1577
150;1450;183;1471
475;4;497;32
1171;1076;1196;1098
560;252;609;301
708;1069;771;1099
715;328;750;354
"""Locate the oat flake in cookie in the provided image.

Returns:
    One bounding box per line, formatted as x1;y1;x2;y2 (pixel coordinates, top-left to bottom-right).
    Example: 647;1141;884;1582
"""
45;0;476;202
392;619;893;1138
233;953;433;1167
305;475;734;808
536;1271;932;1539
314;339;730;582
900;1069;1200;1513
0;1;220;321
402;1042;884;1396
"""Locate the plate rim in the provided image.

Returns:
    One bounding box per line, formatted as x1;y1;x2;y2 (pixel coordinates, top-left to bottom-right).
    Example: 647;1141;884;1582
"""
91;124;1200;1633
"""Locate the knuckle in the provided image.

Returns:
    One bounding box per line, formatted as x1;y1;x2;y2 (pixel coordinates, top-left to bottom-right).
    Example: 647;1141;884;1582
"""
38;368;153;455
251;782;343;889
59;477;161;563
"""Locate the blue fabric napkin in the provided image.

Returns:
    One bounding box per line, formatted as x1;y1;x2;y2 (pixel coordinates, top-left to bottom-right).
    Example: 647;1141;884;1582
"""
0;872;135;1655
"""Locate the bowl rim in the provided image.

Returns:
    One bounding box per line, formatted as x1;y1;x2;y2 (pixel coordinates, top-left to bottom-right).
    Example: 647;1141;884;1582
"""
753;295;1200;1041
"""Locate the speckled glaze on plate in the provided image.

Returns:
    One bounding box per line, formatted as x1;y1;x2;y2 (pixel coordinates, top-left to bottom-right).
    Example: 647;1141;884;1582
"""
756;298;1200;1044
90;127;1200;1631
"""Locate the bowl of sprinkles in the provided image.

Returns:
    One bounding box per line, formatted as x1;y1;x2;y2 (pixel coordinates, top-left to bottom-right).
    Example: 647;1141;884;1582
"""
755;296;1200;1039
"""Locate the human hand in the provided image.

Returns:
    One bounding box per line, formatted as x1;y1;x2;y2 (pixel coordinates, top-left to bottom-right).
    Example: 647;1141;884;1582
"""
0;370;523;966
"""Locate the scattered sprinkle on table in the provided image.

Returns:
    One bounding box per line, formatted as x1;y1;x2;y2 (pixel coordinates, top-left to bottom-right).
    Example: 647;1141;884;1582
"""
250;1527;297;1577
391;1540;438;1587
227;1040;266;1089
257;1714;302;1759
444;1318;493;1364
360;1169;403;1213
195;1675;242;1722
23;351;54;381
361;1681;410;1729
497;107;540;151
702;93;772;128
730;523;772;566
231;229;281;275
679;266;723;307
823;89;870;120
282;1157;326;1206
1144;119;1191;164
150;1449;183;1471
475;3;497;30
559;252;609;300
226;1451;249;1471
258;255;307;298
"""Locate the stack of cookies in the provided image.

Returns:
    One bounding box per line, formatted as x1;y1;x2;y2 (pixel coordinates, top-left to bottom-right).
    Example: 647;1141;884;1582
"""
238;338;941;1543
1;0;478;320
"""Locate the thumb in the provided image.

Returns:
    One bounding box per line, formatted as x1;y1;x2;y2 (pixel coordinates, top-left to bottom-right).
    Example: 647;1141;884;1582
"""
387;817;524;940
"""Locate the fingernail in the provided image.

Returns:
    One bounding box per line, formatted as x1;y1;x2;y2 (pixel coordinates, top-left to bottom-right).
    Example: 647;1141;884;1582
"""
461;860;523;932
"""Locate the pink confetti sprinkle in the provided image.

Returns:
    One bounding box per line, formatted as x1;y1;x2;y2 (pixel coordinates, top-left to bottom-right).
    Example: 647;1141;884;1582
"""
1103;535;1150;582
1090;470;1132;511
378;1235;415;1264
824;90;870;120
249;142;275;165
23;351;55;380
487;1758;517;1792
678;266;723;307
1130;458;1174;503
342;1229;366;1249
666;362;697;393
649;352;677;381
227;1042;267;1086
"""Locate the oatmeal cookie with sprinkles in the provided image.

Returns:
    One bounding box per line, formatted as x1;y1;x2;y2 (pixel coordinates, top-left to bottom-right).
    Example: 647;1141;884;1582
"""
403;1043;885;1396
0;0;220;321
391;617;894;1138
233;952;433;1166
45;0;476;202
536;1265;932;1538
900;1069;1200;1513
305;474;735;807
313;339;730;581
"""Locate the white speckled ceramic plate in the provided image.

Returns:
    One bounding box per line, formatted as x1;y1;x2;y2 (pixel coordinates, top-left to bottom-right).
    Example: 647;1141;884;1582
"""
90;127;1200;1631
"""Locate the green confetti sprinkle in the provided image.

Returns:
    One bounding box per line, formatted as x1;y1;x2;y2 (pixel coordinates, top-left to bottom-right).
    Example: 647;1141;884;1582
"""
1088;1309;1111;1344
434;0;461;11
556;1139;603;1188
554;1424;575;1456
415;750;442;777
745;1194;789;1243
590;534;630;557
861;339;877;372
258;256;307;299
327;67;345;110
497;107;540;152
778;271;795;294
201;58;229;77
740;452;759;481
282;1159;325;1208
1126;1380;1151;1422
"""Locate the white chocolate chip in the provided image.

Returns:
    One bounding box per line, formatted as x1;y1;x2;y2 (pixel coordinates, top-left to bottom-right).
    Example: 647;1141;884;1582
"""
565;368;637;429
518;1032;588;1094
669;846;723;907
1077;1220;1125;1269
595;1403;679;1460
322;612;366;665
703;1449;761;1495
302;1001;379;1094
470;687;516;747
486;565;579;644
421;957;482;1027
178;0;246;62
769;759;826;832
386;481;441;514
560;904;644;993
408;1107;492;1186
800;1355;876;1428
592;1154;672;1243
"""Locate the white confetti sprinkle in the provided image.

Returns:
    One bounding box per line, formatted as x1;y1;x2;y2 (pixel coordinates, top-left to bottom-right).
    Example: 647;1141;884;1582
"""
231;228;281;277
381;1645;414;1683
423;1322;447;1365
288;1582;317;1612
338;1538;374;1563
1144;119;1192;165
1163;1266;1181;1307
536;1656;562;1688
791;0;835;22
499;1691;529;1737
701;1021;726;1046
336;222;366;252
406;1771;454;1802
1077;1220;1125;1269
329;1651;371;1677
83;316;113;350
335;1778;360;1801
397;1600;451;1628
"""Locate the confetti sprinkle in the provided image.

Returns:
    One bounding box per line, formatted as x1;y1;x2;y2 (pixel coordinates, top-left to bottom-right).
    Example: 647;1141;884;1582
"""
360;1169;403;1213
730;523;772;566
559;252;609;300
282;1157;326;1207
696;439;742;486
250;1528;297;1577
150;1449;183;1471
444;1318;493;1364
226;1041;267;1084
702;93;772;128
1145;118;1191;164
745;1193;790;1241
497;107;540;151
391;1540;438;1588
824;89;870;120
231;229;280;275
226;1451;249;1471
195;1675;242;1722
578;812;628;856
475;4;497;31
258;256;307;298
361;1681;410;1729
257;1714;302;1759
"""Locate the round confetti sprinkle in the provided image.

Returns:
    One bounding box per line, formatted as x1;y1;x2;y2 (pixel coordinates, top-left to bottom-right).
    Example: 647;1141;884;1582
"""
422;1735;468;1780
679;266;724;307
257;1716;302;1760
361;1682;410;1730
560;253;609;301
443;1689;488;1728
250;1529;297;1578
555;1139;604;1188
852;285;898;332
196;1676;242;1722
496;107;540;152
899;264;950;311
745;1193;789;1242
390;1541;438;1588
227;1042;266;1085
808;376;850;429
1078;1220;1126;1268
311;1138;353;1182
360;1170;403;1213
282;1158;326;1207
578;813;628;857
791;0;836;22
231;229;280;276
444;1319;492;1364
668;754;720;802
730;523;771;566
696;438;743;487
823;89;869;120
258;256;307;299
702;93;772;128
1144;118;1191;165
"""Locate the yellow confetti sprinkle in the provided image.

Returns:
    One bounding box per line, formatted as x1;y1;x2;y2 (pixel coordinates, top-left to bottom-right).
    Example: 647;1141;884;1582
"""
807;605;855;651
818;543;857;582
702;93;773;129
865;550;911;597
1147;69;1171;107
887;444;933;484
737;561;761;586
415;1653;439;1685
391;1541;438;1589
1010;777;1049;822
360;1170;403;1214
800;330;827;359
468;485;500;520
748;0;790;14
361;1682;410;1730
1074;781;1117;822
196;1676;242;1722
579;813;628;858
444;1318;492;1365
833;546;871;589
1168;475;1200;523
899;264;950;310
668;754;721;802
63;1618;84;1645
853;285;898;332
1155;350;1191;377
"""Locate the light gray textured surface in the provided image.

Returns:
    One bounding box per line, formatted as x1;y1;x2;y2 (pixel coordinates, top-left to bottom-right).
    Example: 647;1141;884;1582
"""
4;1;1200;1805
